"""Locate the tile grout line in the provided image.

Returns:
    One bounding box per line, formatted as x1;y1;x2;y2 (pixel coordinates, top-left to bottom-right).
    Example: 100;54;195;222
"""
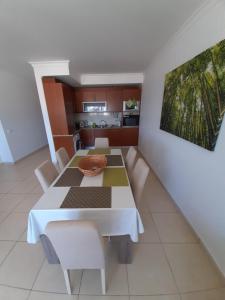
150;210;182;297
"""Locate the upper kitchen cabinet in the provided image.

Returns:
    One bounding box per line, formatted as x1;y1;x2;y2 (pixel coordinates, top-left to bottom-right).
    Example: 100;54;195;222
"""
106;87;123;112
43;78;74;135
123;86;141;101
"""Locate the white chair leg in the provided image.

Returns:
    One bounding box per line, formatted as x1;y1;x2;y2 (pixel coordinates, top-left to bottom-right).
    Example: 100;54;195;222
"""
63;269;71;294
100;268;106;294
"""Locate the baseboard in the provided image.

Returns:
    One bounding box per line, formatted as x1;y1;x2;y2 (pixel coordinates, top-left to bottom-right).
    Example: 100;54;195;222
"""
13;144;49;164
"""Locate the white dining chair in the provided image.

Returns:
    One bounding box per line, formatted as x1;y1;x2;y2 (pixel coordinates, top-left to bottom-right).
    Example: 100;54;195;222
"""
95;137;109;148
45;220;106;295
56;147;70;171
131;158;150;203
125;146;137;177
34;160;58;192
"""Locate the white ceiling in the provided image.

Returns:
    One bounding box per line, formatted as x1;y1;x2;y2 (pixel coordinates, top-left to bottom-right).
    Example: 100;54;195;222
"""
0;0;205;79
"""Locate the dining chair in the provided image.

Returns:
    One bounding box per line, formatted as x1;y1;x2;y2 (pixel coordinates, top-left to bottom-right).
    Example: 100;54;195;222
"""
34;160;58;192
56;147;70;171
125;146;137;177
45;220;106;295
131;158;150;203
95;137;109;148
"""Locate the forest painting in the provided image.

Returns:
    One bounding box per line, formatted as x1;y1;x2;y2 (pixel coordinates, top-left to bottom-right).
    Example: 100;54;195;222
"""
160;39;225;151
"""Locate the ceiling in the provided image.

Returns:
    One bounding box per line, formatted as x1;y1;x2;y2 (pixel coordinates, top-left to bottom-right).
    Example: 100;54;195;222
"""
0;0;205;80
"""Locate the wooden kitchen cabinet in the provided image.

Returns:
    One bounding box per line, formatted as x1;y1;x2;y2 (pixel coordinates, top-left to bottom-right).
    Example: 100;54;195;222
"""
79;128;95;147
80;127;139;147
53;136;75;158
121;127;139;146
74;86;141;113
43;78;74;135
106;87;123;112
123;87;141;101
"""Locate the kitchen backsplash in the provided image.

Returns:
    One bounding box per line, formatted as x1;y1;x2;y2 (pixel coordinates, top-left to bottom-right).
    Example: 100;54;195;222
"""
74;112;122;127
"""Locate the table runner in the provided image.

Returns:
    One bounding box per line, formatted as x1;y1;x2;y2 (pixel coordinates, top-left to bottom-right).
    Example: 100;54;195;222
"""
88;148;110;155
60;187;111;208
105;155;123;166
54;168;83;187
103;168;128;186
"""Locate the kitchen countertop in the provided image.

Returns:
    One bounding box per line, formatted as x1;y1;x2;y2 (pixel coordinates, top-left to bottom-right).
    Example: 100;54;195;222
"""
79;125;139;129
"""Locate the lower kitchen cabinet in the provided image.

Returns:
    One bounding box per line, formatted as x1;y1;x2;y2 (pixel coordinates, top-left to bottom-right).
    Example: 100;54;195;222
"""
53;136;75;158
80;127;139;147
79;129;95;147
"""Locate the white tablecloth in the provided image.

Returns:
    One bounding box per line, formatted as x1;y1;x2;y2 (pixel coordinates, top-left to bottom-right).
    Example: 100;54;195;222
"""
27;149;144;243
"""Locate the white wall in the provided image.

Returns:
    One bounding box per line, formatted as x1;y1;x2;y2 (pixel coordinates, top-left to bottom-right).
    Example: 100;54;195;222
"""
0;120;14;163
0;70;47;162
139;0;225;276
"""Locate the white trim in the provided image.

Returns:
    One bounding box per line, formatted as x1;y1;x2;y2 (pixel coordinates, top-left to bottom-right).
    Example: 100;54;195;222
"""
29;61;70;163
80;73;144;85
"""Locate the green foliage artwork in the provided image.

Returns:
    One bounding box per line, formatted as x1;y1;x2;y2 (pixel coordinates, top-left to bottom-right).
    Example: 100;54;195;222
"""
160;39;225;151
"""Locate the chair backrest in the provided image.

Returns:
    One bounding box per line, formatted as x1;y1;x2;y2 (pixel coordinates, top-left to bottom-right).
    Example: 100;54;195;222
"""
34;160;58;192
56;147;70;171
125;146;137;176
95;138;109;148
131;158;150;203
46;220;105;270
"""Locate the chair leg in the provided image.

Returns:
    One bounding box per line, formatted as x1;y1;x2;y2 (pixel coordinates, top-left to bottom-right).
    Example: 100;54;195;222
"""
63;269;71;294
100;268;106;294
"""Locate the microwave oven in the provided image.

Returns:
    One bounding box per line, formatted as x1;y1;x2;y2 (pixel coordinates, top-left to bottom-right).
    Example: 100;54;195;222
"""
123;100;140;112
83;102;107;112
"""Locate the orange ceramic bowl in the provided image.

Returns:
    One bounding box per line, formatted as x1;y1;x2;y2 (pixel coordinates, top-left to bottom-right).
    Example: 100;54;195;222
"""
78;155;107;176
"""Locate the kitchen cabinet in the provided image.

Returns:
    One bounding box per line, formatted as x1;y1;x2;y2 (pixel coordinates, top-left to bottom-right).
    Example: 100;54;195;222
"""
43;78;74;135
74;86;141;113
53;136;75;158
80;127;139;147
106;87;123;112
123;87;141;102
79;128;95;147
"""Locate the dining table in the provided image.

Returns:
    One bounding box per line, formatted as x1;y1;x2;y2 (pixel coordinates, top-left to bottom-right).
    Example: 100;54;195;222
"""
27;148;144;264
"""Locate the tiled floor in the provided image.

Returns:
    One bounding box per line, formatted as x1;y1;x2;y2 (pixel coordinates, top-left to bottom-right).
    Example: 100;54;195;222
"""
0;146;224;300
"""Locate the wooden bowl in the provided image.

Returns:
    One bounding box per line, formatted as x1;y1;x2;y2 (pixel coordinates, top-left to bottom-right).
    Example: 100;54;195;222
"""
78;155;107;176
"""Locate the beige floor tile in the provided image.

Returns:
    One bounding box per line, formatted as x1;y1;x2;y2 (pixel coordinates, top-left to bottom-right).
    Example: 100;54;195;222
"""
19;229;27;241
139;213;160;243
0;212;28;240
9;176;38;194
130;296;180;300
0;241;15;264
127;244;177;295
181;288;225;300
32;185;44;194
0;194;25;212
0;242;44;289
0;211;10;223
144;179;177;213
33;260;82;294
164;244;225;293
80;245;128;295
14;193;41;212
79;296;129;300
0;285;29;300
0;181;17;193
29;290;76;299
152;213;198;243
